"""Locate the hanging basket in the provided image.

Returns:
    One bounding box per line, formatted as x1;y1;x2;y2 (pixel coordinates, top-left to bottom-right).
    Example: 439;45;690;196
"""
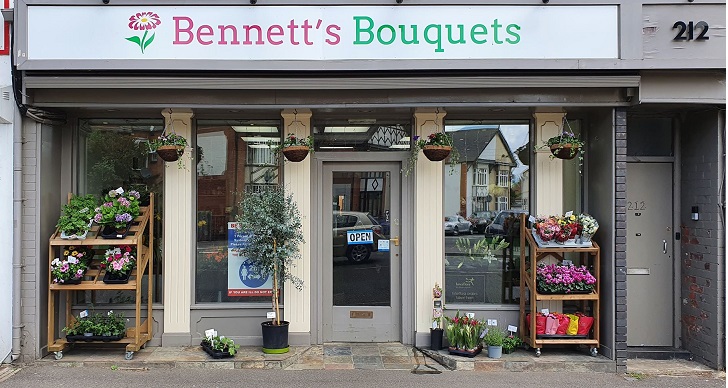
549;144;579;160
422;145;452;162
282;146;309;162
156;145;185;162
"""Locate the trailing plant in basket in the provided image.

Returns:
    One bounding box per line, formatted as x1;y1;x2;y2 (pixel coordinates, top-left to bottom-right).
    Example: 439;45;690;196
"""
404;131;460;176
56;194;97;237
236;187;304;326
149;132;190;168
93;188;141;229
536;119;585;172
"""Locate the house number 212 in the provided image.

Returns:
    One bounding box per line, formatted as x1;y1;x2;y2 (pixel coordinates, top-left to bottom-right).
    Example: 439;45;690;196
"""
673;21;709;41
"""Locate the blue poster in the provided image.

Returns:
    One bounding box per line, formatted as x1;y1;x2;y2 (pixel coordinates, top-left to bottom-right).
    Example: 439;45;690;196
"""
227;222;273;297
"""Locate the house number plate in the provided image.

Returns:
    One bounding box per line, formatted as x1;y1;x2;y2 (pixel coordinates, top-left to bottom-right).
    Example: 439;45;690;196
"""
350;311;373;319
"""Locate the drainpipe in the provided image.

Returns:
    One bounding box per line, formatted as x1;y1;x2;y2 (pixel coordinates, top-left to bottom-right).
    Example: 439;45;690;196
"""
11;105;23;362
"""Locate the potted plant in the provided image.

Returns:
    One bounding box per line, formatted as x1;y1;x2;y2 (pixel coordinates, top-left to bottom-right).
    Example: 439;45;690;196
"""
93;187;141;239
201;329;241;359
236;187;304;354
149;132;188;163
278;133;313;162
57;194;97;240
483;326;507;359
101;245;136;284
403;131;460;175
444;311;484;357
62;246;95;267
51;251;90;284
63;310;127;342
502;333;523;354
430;283;444;350
536;262;596;294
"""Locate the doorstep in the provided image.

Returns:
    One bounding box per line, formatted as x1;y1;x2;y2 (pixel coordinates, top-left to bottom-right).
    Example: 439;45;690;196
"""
421;346;616;372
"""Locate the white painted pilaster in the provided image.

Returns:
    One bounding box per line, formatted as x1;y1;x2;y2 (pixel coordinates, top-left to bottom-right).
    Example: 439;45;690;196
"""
413;108;446;335
161;108;194;345
534;112;566;216
281;109;312;338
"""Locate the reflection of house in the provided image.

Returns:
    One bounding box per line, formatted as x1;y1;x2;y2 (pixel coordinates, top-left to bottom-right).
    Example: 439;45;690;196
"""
444;127;517;217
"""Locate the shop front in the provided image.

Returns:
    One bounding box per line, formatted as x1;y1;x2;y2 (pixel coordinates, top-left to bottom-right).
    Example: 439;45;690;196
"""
11;1;725;372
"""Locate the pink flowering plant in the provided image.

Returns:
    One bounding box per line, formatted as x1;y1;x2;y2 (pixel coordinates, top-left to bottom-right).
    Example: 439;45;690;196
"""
445;311;485;350
93;188;141;228
536;263;596;294
101;246;136;276
51;253;89;284
126;12;161;54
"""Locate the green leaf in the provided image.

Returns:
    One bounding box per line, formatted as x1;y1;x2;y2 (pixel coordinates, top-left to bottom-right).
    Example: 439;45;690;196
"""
143;32;156;50
125;36;141;46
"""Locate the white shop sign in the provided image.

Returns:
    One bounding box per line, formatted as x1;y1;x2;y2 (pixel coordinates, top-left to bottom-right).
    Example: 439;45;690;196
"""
25;6;618;63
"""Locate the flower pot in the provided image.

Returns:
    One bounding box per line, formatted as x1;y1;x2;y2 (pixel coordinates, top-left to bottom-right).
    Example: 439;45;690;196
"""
60;229;89;240
261;320;289;354
156;145;184;162
103;271;131;284
447;345;482;358
487;345;503;359
201;340;235;359
99;224;130;239
430;328;444;350
549;144;579;160
56;276;83;285
422;145;452;162
282;146;309;162
67;334;124;342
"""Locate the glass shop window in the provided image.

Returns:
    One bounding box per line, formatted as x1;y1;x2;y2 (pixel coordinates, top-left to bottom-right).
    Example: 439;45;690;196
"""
443;121;530;305
195;120;281;303
76;118;165;305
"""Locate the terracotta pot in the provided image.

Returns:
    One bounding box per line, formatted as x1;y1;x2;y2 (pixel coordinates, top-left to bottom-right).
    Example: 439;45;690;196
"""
422;145;452;161
549;144;579;160
282;146;309;162
156;145;185;162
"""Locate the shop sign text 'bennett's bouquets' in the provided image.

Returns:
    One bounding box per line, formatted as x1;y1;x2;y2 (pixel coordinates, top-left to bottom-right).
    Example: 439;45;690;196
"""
24;6;618;67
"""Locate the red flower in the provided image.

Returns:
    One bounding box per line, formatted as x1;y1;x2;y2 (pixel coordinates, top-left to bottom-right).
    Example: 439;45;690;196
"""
128;12;161;31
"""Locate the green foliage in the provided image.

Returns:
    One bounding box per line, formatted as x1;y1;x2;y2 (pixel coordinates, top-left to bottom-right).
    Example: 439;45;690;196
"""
149;132;188;151
449;236;510;269
483;326;507;347
93;188;141;228
63;311;127;337
86;131;148;196
445;311;485;350
403;131;460;176
56;194;98;235
202;335;241;356
281;133;313;148
236;187;304;323
502;334;523;352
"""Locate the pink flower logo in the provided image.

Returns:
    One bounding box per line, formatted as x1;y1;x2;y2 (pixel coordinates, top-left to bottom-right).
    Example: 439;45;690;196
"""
126;12;161;54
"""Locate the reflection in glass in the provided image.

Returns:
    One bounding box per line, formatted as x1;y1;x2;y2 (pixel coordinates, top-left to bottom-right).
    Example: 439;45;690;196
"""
443;122;530;305
196;120;280;303
331;172;390;306
313;123;411;151
77;119;165;304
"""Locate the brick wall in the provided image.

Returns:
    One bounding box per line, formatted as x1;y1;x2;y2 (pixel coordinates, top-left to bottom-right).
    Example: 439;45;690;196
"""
614;108;628;373
679;110;725;370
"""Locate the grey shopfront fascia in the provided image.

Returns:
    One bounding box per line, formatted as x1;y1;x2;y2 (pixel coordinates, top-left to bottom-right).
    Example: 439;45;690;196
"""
11;0;725;370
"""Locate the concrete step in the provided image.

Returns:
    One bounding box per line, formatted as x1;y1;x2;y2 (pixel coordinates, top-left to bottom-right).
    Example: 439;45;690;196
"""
626;346;692;360
421;347;616;372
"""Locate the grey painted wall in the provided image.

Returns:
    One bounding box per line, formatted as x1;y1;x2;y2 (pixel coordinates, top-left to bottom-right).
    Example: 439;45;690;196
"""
679;109;726;370
586;108;619;370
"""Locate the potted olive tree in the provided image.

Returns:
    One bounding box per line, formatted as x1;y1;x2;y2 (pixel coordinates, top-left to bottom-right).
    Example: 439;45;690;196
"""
236;187;304;354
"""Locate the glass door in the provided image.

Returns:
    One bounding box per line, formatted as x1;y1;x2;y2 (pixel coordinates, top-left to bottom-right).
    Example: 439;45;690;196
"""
322;163;401;342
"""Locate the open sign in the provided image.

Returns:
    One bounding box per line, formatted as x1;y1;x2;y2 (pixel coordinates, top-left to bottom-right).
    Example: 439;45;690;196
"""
347;230;373;245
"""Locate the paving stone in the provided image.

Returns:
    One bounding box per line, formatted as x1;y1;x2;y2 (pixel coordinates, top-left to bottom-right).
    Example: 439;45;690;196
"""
323;355;353;364
324;363;354;370
350;346;380;355
380;355;411;364
352;355;381;364
323;346;352;356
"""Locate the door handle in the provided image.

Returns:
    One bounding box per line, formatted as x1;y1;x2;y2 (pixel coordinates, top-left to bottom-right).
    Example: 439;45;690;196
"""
663;240;667;254
391;236;400;246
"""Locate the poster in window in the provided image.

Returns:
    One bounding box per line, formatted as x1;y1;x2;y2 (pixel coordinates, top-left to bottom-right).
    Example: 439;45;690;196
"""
227;222;273;296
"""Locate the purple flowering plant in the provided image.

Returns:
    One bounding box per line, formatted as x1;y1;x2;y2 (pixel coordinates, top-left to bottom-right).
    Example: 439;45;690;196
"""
51;253;89;284
149;132;187;150
536;263;596;294
93;187;141;229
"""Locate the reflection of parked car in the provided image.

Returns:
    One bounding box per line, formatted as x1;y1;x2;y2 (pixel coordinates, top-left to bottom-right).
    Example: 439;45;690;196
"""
444;215;473;235
471;211;496;234
333;211;385;263
485;210;528;238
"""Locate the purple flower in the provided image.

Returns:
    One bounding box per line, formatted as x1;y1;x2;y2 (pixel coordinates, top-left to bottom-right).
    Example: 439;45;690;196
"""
115;213;133;223
103;202;113;208
129;190;140;199
118;197;131;207
94;213;102;222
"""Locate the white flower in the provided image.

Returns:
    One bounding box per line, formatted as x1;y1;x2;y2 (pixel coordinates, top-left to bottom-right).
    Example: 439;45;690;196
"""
52;258;60;265
68;257;78;264
115;187;125;195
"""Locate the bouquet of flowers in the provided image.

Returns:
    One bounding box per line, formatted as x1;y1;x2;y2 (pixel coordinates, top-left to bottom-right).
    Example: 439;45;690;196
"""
579;213;599;241
93;188;141;229
445;311;485;351
51;254;89;284
101;246;136;276
536;263;596;294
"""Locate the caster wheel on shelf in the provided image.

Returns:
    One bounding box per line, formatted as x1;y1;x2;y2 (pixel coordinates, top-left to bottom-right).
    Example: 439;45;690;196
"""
535;348;541;357
54;351;63;360
590;347;598;357
125;351;134;360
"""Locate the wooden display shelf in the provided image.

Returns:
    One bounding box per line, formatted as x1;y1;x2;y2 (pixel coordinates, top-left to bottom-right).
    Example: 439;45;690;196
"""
519;214;601;358
47;193;155;361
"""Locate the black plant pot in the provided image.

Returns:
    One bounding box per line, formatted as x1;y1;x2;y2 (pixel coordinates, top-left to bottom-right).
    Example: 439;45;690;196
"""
201;340;235;359
103;271;131;284
261;321;289;354
99;224;130;239
430;328;444;350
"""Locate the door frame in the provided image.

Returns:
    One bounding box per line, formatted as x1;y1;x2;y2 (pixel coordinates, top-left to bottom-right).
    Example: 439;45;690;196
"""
311;151;414;344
